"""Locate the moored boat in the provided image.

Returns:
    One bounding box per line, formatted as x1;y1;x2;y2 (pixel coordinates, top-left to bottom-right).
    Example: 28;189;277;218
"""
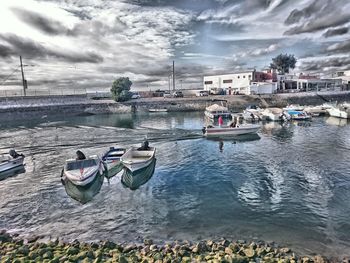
63;152;105;186
0;150;25;173
120;142;156;172
261;108;290;121
205;104;231;119
286;110;311;120
102;147;126;177
326;105;350;119
121;158;156;190
242;105;262;122
149;108;168;112
202;124;260;137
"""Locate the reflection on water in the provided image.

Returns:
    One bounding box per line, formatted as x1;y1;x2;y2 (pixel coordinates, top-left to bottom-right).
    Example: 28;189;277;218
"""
0;166;26;181
0;112;350;258
121;159;156;190
325;117;349;126
61;172;105;204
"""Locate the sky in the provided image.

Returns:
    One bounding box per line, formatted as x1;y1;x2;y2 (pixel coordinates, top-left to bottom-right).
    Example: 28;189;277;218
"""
0;0;349;91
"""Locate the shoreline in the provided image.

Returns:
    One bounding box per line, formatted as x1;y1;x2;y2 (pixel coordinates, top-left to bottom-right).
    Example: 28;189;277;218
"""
0;230;341;263
0;91;349;121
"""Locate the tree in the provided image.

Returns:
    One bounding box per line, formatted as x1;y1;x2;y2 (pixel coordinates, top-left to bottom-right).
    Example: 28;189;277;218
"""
270;54;297;74
111;77;132;102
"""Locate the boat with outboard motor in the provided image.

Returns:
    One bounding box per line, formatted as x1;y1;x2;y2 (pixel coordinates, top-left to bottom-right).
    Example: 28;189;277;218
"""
120;141;156;172
102;147;126;177
327;104;350;119
286;110;312;120
0;150;25;173
202;118;260;137
63;151;106;186
121;158;156;190
205;104;232;119
261;108;290;121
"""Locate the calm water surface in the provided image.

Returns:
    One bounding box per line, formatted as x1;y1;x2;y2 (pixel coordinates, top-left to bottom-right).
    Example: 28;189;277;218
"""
0;112;350;257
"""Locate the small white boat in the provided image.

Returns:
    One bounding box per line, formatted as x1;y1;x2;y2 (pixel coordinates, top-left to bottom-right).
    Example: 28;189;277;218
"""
63;154;105;186
0;150;25;173
149;108;168;112
120;145;156;172
203;124;260;137
205;104;231;119
286;110;312;120
121;158;156;190
327;105;350;119
261;108;290;121
303;105;326;117
283;104;304;111
102;147;126;177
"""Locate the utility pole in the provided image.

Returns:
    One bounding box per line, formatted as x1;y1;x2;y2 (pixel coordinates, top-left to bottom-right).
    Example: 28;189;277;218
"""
20;56;27;96
172;60;175;91
168;75;171;92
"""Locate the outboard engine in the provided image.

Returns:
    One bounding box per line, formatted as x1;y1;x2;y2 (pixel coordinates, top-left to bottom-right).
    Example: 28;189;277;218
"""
9;149;19;158
76;150;86;160
202;127;206;134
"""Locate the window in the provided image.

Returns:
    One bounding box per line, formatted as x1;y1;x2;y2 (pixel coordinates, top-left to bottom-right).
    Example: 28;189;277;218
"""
204;81;213;85
223;79;232;83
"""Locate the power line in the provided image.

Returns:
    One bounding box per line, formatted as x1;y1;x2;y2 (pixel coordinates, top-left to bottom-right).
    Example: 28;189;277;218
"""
0;67;20;86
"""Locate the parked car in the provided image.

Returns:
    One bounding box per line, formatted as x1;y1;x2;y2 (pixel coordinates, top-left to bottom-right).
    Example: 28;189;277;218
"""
172;91;184;98
209;88;225;95
196;90;209;97
163;91;172;98
131;92;141;99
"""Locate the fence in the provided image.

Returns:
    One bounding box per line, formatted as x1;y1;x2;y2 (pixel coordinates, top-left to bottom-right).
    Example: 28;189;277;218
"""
0;88;89;97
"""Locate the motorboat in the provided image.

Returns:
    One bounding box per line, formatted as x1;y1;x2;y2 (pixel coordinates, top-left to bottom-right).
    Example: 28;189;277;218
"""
149;108;168;112
120;142;156;172
102;147;126;177
242;105;262;122
205;104;232;119
63;152;105;186
261;108;290;121
61;172;104;204
286;110;312;120
327;104;350;119
202;123;260;137
0;150;25;173
303;105;327;116
121;158;156;190
283;104;304;111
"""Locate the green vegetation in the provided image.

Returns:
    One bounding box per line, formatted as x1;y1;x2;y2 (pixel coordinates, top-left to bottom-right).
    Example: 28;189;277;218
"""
270;54;297;74
111;77;132;102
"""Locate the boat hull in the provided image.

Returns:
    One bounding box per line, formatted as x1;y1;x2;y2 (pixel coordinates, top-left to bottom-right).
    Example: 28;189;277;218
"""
0;156;25;173
327;108;349;119
205;125;260;137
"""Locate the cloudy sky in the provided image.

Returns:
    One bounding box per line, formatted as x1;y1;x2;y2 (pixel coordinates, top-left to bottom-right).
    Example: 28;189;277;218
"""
0;0;349;91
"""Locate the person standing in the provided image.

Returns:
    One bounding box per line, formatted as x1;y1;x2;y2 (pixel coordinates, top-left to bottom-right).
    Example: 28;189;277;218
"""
218;115;223;127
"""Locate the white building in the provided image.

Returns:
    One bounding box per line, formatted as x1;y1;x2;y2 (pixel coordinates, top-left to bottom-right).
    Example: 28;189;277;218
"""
248;82;277;95
203;70;271;95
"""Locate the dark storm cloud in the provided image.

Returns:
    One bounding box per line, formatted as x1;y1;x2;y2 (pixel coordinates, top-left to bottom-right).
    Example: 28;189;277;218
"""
284;0;321;25
0;34;103;63
326;39;350;54
11;7;77;36
301;57;350;71
285;14;350;35
284;0;350;35
323;27;349;38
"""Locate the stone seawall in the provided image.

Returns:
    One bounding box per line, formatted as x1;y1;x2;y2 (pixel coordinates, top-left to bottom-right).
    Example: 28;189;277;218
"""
0;91;349;121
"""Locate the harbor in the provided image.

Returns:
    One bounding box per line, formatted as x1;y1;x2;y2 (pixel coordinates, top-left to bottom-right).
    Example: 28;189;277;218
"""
0;111;350;261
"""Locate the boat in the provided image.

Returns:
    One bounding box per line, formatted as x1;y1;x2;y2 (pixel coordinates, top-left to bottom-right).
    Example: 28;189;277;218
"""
0;150;25;173
286;110;312;120
120;143;156;172
121;158;156;190
242;105;262;122
63;152;105;186
205;104;232;119
202;123;260;137
326;104;350;119
149;108;168;112
303;105;326;116
261;108;290;121
283;104;304;111
102;147;126;178
0;166;26;181
61;172;104;204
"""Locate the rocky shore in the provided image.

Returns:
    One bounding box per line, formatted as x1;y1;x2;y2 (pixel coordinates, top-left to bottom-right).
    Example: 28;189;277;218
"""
0;231;343;263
